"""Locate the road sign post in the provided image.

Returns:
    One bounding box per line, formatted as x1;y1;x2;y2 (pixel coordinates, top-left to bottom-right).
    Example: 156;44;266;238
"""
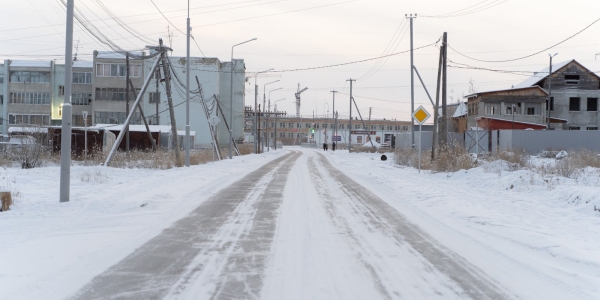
412;105;431;173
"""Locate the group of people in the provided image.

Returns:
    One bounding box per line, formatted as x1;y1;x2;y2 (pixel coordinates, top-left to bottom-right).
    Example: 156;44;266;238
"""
323;142;336;151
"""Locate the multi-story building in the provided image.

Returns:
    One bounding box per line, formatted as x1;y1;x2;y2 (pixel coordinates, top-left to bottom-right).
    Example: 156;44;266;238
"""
245;110;411;146
513;59;600;130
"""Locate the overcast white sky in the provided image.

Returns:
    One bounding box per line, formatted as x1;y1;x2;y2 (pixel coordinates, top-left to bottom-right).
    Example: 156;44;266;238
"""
1;0;600;121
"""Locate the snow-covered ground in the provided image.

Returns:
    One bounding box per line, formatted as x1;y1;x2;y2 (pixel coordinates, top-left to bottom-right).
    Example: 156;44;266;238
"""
0;151;287;300
0;147;599;299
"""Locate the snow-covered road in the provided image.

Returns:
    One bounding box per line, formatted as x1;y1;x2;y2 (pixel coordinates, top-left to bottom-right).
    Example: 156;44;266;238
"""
2;147;599;300
73;149;505;299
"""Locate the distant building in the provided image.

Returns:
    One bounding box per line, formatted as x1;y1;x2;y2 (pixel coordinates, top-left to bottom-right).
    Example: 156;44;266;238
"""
244;108;411;146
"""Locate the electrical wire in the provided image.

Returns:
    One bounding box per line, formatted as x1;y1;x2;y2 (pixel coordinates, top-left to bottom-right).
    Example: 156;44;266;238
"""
357;18;406;80
447;17;600;62
421;0;508;18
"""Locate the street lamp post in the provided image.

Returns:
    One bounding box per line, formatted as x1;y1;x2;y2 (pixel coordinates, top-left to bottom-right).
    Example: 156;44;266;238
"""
83;111;88;164
262;80;279;153
273;98;286;150
253;68;273;154
547;53;558;128
185;0;191;167
267;86;281;151
230;38;257;159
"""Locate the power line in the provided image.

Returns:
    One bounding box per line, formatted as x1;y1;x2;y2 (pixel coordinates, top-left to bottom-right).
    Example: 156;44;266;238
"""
422;0;508;18
448;17;600;62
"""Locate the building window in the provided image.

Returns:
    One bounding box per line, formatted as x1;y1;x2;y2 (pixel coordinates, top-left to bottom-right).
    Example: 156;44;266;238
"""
569;97;580;111
587;127;598;130
569;127;580;130
149;92;161;103
339;124;345;129
305;123;311;128
0;95;3;104
546;97;554;111
95;87;133;101
323;124;328;129
279;132;285;138
279;122;285;128
371;125;376;130
10;71;50;83
95;63;142;77
565;74;580;85
288;133;294;138
587;98;598;111
0;76;3;84
379;125;384;130
484;103;500;115
73;72;92;84
72;93;92;105
94;111;140;124
315;123;320;129
387;125;393;130
59;85;64;96
9;92;50;104
296;123;301;128
524;103;540;115
288;123;294;128
8;113;50;125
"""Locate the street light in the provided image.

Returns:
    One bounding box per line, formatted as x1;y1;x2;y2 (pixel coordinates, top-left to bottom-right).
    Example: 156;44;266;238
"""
547;53;558;128
253;68;273;154
273;98;286;150
83;111;88;164
261;80;279;153
267;87;282;151
229;38;257;159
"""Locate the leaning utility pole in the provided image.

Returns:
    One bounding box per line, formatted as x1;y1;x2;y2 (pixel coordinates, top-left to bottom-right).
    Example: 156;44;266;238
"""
125;52;130;153
155;69;160;125
160;44;182;166
128;80;157;151
347;78;355;151
440;32;448;146
60;0;74;202
406;13;417;147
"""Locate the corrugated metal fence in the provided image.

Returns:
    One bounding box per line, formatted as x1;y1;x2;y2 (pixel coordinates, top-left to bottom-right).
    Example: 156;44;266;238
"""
397;130;600;154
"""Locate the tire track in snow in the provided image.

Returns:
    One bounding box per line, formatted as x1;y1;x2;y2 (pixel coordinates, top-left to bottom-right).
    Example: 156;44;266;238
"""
70;151;299;300
310;152;510;300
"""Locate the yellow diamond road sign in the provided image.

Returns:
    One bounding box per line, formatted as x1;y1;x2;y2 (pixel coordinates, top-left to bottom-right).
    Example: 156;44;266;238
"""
412;105;431;125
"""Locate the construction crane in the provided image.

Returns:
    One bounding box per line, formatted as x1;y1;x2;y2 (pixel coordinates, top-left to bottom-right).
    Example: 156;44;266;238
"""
295;83;308;117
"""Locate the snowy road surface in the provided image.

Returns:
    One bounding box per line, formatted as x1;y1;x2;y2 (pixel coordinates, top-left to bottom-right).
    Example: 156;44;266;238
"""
69;149;511;299
3;147;598;300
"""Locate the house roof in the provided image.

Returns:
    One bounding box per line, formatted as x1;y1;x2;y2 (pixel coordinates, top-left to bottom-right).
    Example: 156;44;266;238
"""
513;59;600;89
452;102;467;118
464;85;548;98
96;51;144;60
92;124;194;136
10;60;51;68
72;61;93;68
475;116;547;128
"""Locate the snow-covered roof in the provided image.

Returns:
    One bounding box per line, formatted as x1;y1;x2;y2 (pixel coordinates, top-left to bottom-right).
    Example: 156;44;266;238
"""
8;127;48;133
475;116;547;128
465;86;547;98
93;124;194;136
513;60;571;89
10;60;51;68
96;51;144;60
452;102;467;118
72;61;93;68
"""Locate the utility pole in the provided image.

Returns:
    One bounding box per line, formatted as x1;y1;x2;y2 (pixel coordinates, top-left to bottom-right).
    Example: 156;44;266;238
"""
185;3;191;167
160;44;182;166
368;107;372;142
548;53;558;128
347;79;355;151
125;52;130;153
432;39;444;161
406;13;417;147
254;84;258;153
155;69;160;125
258;104;261;153
60;0;74;202
331;90;337;144
274;105;277;150
440;32;448;146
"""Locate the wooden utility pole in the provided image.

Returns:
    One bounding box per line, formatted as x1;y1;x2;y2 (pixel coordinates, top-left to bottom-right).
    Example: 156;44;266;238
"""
432;38;444;161
155;69;160;125
258;104;262;153
439;32;448;146
368;107;372;142
160;47;182;166
128;80;156;151
125;53;130;152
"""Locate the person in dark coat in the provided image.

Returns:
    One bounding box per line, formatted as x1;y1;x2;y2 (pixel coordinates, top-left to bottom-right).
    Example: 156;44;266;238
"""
332;142;336;151
323;142;327;151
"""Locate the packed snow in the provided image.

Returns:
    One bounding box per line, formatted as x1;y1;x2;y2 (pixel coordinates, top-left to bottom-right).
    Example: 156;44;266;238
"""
0;147;598;299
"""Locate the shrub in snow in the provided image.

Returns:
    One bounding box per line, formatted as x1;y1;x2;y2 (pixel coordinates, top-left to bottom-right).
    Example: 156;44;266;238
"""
0;190;12;212
556;151;568;160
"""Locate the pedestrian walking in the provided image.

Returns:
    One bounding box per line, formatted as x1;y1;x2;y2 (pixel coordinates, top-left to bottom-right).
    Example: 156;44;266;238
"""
323;142;327;151
332;142;336;151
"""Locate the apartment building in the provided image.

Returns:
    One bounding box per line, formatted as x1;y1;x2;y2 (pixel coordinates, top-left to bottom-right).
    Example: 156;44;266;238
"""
245;111;411;146
91;51;143;125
